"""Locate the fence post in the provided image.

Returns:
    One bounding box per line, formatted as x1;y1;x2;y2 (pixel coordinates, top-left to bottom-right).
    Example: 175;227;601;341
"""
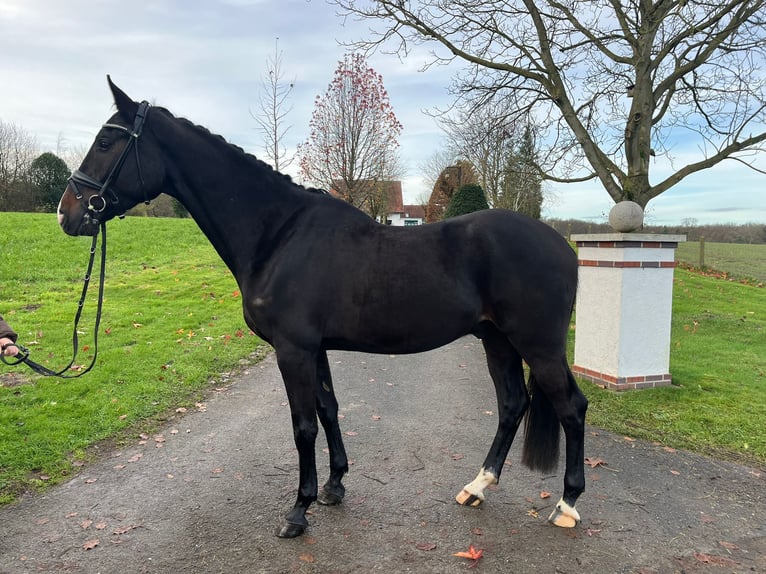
699;236;705;269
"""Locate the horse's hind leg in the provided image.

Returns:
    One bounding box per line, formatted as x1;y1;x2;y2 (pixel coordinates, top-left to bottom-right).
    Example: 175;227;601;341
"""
457;326;529;506
315;350;349;505
524;357;588;528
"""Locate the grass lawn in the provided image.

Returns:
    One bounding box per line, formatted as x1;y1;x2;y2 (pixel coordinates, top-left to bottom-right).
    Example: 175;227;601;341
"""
676;241;766;283
0;212;265;503
578;267;766;465
1;212;764;503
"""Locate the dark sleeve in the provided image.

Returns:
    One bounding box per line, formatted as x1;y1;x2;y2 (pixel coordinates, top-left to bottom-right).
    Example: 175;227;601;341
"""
0;315;18;342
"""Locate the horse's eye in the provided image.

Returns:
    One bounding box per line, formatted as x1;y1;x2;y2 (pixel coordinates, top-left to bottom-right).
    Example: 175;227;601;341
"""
97;138;110;151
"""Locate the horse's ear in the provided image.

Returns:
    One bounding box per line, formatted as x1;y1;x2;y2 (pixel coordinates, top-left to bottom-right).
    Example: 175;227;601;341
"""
107;75;138;122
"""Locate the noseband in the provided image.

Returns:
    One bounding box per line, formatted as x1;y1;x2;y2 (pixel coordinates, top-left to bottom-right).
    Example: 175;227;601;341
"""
68;100;151;216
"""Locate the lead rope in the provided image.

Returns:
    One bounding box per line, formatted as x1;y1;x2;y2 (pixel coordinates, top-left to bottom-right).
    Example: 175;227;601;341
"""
1;222;108;378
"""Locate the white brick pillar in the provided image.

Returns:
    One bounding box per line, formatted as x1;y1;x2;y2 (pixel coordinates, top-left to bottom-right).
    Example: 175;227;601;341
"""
571;233;686;391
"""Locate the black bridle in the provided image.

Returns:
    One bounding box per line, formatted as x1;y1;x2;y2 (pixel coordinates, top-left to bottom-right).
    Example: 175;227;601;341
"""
1;102;151;378
68;100;151;215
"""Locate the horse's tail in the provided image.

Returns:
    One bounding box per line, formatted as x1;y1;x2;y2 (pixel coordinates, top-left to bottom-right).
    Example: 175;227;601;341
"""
521;371;560;473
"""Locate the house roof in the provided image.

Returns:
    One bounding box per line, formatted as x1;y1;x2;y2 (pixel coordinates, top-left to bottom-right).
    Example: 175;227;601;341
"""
401;204;425;219
330;180;404;212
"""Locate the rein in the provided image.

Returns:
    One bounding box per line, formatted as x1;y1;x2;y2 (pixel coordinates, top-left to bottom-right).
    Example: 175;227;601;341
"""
2;102;151;378
2;223;107;377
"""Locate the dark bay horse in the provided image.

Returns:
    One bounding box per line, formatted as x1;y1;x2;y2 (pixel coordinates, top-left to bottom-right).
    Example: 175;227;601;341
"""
57;78;588;539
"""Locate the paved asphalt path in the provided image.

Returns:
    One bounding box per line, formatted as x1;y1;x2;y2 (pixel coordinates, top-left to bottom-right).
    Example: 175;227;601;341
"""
1;338;764;573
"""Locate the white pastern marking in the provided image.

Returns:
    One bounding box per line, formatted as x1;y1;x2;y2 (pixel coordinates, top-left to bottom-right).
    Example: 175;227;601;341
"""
462;468;498;500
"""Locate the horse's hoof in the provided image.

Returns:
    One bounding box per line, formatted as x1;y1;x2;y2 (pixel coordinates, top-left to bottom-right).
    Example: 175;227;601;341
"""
456;489;483;507
547;498;580;528
317;486;344;506
276;521;307;538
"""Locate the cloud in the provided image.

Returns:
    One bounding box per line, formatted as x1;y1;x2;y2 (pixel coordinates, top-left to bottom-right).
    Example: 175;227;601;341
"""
0;0;763;225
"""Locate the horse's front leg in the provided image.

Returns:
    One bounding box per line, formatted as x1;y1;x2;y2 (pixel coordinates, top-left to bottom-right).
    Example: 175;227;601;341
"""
315;350;349;505
275;344;320;538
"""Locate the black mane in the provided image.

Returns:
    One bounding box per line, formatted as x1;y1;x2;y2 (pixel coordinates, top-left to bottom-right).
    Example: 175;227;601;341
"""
154;106;327;195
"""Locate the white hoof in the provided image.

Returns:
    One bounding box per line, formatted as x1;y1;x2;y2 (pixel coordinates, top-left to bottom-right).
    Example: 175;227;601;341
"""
456;468;497;507
548;498;580;528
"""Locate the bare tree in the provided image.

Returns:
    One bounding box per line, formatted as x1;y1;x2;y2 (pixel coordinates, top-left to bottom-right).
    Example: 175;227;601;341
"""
438;99;522;208
332;0;766;210
297;53;403;215
418;146;459;193
0;119;38;210
251;38;295;172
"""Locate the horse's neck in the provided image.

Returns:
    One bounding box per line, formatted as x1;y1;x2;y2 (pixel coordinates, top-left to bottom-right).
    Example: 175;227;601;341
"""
157;122;303;278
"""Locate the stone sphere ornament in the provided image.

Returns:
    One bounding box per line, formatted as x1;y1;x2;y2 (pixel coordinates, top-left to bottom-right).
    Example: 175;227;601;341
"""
608;201;644;232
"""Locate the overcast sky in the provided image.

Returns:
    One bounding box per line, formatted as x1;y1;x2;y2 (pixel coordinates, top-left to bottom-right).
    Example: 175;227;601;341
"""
1;0;764;225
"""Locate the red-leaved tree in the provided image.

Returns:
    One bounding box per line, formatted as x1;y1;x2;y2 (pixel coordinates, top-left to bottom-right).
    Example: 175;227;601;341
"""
297;53;403;220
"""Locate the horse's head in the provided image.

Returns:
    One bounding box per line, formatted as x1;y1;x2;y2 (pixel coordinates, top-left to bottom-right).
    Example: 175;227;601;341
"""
58;77;166;236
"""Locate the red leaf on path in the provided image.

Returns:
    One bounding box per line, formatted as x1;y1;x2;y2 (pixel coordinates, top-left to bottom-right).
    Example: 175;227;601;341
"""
694;552;737;566
416;542;437;551
540;491;551;499
82;539;99;550
584;457;606;468
454;544;484;564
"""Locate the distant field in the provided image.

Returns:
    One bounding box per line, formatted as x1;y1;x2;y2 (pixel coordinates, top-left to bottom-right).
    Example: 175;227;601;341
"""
675;241;766;283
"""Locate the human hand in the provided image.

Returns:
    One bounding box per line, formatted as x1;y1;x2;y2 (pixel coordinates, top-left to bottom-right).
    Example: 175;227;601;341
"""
0;337;19;357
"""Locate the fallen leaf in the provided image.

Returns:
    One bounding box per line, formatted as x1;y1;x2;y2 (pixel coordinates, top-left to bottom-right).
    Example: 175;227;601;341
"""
719;541;739;551
345;431;359;436
540;491;551;499
454;544;484;567
584;457;606;468
693;552;737;566
416;542;437;551
670;470;681;475
95;522;107;530
82;539;99;550
586;528;602;537
471;527;484;536
80;519;93;529
372;415;381;421
84;478;97;484
526;509;539;518
451;453;464;461
299;553;315;563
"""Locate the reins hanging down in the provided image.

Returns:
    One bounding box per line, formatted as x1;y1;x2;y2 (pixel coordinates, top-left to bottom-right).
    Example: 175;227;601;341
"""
4;100;151;378
1;223;108;378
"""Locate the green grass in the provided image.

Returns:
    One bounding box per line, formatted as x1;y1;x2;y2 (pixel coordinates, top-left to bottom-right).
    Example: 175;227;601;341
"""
1;213;765;504
0;212;265;502
578;267;766;465
676;241;766;283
